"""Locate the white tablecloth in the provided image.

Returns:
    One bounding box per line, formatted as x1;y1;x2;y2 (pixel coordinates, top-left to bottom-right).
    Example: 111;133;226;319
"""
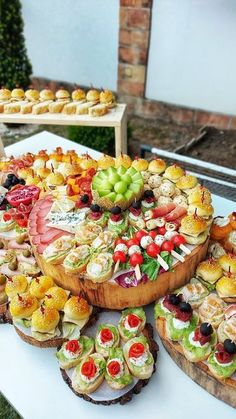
0;132;235;419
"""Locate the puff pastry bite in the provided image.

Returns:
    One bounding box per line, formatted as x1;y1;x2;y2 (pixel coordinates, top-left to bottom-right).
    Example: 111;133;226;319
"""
4;101;28;113
198;294;226;327
21;101;39;114
32;100;53;114
62;100;85;115
72;88;86;101
88;103;108;117
48;100;69;114
39;89;55;101
76;101;96;115
25;89;40;101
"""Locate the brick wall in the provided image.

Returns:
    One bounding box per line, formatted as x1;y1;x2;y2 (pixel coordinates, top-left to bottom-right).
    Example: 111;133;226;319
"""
117;0;235;130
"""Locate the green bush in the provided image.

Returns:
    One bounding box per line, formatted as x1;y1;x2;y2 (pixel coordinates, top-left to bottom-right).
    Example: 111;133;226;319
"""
0;0;32;89
68;125;132;156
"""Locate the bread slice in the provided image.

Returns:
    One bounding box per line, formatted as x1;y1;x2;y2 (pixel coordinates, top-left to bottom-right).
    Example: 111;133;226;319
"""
106;363;131;390
123;337;154;379
32;100;53;114
21;101;38;114
62;100;85;115
4;101;28;113
88;104;108;117
76;101;95;115
49;100;69;114
71;353;106;394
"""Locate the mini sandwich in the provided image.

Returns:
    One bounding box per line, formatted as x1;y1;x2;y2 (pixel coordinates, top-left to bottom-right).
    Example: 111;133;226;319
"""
71;353;106;394
10;293;38;328
217;316;236;343
179;214;208;245
187;185;212;205
72;88;86;102
100;89;116;108
48;100;68;113
62;296;92;339
95;323;120;357
43;235;74;264
163;165;185;183
75;222;102;245
216;275;236;302
29;276;54;299
86;89;100;103
86;252;113;283
31;305;60;341
88;103;108;117
198;294;226;327
105;347;133;389
55;88;70;101
4;101;28;113
0;88;11;101
43;286;68;311
5;274;28;299
196;259;223;289
218;254;236;275
176;175;198;194
56;335;94;369
63;245;90;274
76;101;96;115
165;301;198;341
39;89;55;101
181;322;217;362
188;202;214;226
32;100;53;114
123;335;154;379
177;278;209;308
207;340;236;380
154;293;182;320
25;89;40;102
11;88;25;101
21;101;38;114
148;159;166;175
118;307;146;341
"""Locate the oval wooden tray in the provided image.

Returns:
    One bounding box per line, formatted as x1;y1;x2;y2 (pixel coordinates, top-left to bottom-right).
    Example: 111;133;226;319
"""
156;317;236;409
32;239;209;310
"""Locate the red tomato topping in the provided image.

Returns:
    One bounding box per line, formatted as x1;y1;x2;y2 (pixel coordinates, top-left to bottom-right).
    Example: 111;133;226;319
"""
100;328;113;343
127;313;141;328
3;213;12;222
127;238;140;248
161;241;174;252
146;243;160;258
81;358;97;378
130;253;143;267
107;360;121;377
65;339;80;353
113;251;126;264
135;230;148;242
110;214;122;222
129;342;145;358
157;226;167;236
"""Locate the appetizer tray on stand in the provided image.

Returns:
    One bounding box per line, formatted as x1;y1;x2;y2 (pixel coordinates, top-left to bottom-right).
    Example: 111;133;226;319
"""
156;317;236;409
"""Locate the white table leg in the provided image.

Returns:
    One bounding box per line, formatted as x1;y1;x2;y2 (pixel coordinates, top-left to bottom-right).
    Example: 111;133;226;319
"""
115;108;127;156
0;136;6;157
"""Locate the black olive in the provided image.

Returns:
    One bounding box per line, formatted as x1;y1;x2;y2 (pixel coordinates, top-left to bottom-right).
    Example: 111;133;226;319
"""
111;206;122;215
11;177;19;186
19;178;26;185
132;200;141;210
224;339;236;355
7;173;14;179
169;294;181;305
200;322;213;336
144;190;154;199
179;302;192;313
3;180;11;189
90;204;101;212
80;194;89;203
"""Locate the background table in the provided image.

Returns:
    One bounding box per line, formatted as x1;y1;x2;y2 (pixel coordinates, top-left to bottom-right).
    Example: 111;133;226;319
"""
0;132;235;419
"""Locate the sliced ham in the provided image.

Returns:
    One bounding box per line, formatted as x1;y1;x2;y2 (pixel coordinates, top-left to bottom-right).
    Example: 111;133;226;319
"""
8;240;31;250
165;206;187;222
40;229;69;244
37;243;48;254
37;207;51;219
152;203;176;218
32;236;41;245
29;226;38;236
37;224;51;235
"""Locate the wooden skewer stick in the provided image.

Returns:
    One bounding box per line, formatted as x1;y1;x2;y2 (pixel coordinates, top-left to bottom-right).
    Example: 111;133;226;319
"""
157;255;169;271
171;250;185;263
179;244;191;255
114;260;120;274
134;264;142;280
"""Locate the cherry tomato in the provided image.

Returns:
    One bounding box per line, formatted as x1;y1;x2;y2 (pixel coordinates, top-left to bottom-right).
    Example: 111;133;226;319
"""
157;226;167;235
146;243;160;257
149;230;158;240
115;238;127;246
129;342;145;358
172;234;186;246
130;253;143;266
135;230;148;242
127;237;140;248
113;251;126;264
161;240;174;252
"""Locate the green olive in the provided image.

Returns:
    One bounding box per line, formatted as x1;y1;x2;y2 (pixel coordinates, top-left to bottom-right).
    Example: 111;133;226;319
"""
8;261;18;271
22;249;31;258
0;274;7;285
0;292;8;305
16;236;25;245
0;241;4;249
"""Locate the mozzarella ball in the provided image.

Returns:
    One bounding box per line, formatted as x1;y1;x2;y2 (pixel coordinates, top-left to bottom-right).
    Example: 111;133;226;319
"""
157;196;173;206
173;195;188;208
165;231;177;240
148;174;162;188
159;182;175;197
140;235;153;249
153;187;161;200
154;235;165;246
141;171;151;182
128;245;141;256
114;244;128;254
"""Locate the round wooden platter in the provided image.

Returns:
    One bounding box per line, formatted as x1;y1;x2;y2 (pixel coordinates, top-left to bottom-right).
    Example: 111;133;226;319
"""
156;317;236;409
60;310;158;405
32;238;209;310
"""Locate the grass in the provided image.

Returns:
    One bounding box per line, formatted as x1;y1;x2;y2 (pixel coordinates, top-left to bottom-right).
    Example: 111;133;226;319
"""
0;392;21;419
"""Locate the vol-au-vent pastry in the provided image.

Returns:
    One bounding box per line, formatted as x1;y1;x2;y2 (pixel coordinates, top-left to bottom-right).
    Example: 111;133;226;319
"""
198;294;226;327
217;315;236;343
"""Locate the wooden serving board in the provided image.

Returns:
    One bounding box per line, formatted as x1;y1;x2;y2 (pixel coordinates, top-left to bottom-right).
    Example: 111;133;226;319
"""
156;317;236;409
32;239;209;310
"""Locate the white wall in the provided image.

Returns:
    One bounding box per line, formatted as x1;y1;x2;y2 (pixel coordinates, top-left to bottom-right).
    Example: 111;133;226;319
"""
146;0;236;115
21;0;119;90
